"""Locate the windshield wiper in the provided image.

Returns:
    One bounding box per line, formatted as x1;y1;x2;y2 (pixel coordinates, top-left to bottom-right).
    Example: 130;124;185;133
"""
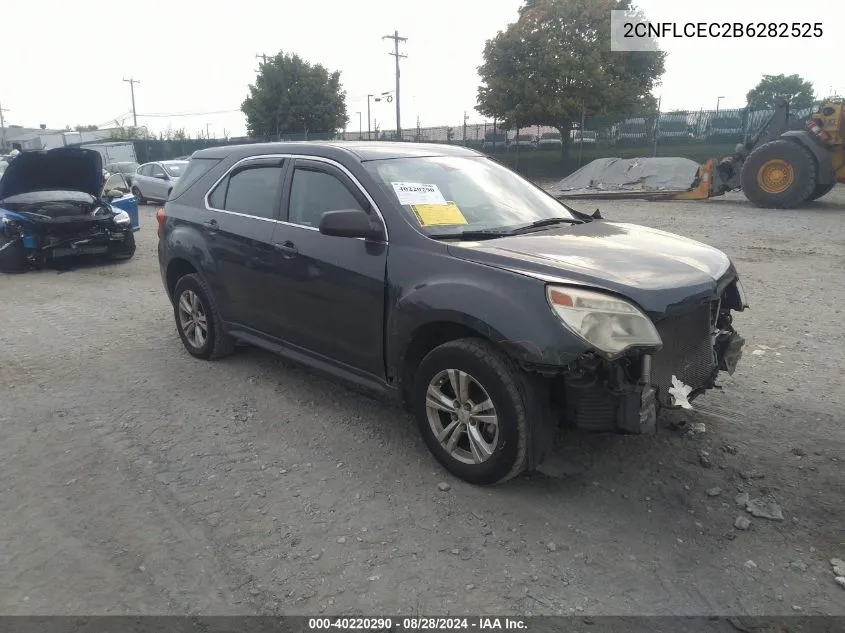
428;229;513;240
509;217;584;234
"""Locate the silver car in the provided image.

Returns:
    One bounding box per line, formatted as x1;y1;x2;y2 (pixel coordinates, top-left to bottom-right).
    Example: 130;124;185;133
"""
131;160;188;203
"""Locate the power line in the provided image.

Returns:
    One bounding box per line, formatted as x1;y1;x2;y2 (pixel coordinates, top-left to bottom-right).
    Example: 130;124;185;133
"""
382;30;407;139
122;78;140;127
137;109;241;117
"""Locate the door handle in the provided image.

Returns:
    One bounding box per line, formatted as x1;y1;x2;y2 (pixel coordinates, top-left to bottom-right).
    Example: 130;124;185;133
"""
203;218;218;232
274;241;298;257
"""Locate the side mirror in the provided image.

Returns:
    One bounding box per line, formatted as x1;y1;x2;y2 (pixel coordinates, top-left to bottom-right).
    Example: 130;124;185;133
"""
154;173;169;180
319;209;383;240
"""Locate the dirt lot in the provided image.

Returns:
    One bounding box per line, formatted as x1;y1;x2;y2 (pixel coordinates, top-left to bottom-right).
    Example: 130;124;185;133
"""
1;188;844;617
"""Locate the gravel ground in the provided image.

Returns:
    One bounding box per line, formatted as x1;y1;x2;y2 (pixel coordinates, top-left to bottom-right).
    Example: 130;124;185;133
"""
1;188;844;616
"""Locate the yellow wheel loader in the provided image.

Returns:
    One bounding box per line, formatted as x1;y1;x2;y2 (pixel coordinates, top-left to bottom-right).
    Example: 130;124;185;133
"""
553;100;845;209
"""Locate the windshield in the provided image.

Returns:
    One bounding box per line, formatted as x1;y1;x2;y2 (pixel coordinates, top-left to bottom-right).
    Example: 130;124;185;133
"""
659;121;687;132
163;161;188;177
365;155;575;237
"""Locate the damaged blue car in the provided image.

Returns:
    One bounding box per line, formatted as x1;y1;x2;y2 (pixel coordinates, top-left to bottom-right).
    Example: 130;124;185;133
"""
0;147;139;273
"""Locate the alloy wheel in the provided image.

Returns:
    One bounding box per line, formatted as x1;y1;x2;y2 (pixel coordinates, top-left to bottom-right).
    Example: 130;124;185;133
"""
425;369;499;465
177;289;209;349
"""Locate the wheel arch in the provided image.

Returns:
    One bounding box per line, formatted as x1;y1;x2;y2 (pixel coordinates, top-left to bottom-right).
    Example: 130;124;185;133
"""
165;257;200;301
397;319;494;409
779;131;834;184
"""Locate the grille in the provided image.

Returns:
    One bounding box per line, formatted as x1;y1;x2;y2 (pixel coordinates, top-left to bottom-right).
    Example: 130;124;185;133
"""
650;306;717;407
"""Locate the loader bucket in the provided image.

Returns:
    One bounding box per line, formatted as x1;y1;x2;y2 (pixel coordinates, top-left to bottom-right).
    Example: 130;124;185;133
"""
547;157;705;200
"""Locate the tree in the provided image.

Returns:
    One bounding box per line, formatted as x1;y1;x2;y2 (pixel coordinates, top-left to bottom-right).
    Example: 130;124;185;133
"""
241;52;347;140
75;124;98;132
746;74;815;110
476;0;665;155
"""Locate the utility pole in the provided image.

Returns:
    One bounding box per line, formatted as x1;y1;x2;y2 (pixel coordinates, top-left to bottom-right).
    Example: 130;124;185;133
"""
255;52;268;73
0;99;9;150
382;30;407;139
122;78;140;128
463;111;468;145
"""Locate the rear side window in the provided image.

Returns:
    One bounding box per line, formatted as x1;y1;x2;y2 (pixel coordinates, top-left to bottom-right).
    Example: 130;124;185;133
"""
169;157;221;198
209;165;284;220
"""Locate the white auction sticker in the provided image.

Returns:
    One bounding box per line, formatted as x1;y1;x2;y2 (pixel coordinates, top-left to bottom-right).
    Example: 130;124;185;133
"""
391;182;447;206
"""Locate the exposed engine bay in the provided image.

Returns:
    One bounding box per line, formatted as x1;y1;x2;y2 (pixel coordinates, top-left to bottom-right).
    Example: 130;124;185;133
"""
1;190;134;266
551;276;746;435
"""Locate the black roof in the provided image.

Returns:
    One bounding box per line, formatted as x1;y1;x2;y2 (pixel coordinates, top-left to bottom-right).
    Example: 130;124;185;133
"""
192;141;482;162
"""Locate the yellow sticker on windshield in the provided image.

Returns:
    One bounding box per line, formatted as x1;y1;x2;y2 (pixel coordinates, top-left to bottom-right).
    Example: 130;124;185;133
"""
411;202;468;226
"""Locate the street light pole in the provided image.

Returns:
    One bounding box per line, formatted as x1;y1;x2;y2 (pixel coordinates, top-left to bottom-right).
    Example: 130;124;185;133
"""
356;111;362;139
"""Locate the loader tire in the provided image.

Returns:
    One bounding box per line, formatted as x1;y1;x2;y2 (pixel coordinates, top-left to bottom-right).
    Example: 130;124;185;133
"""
808;182;835;202
741;139;817;209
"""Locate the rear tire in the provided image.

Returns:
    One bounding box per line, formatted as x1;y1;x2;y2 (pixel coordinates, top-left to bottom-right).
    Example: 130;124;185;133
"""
741;139;817;209
0;234;27;274
172;273;236;360
131;186;146;205
411;338;529;485
808;182;835;202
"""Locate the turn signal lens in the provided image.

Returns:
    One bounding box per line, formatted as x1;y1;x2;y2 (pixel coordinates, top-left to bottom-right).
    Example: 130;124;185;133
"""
156;208;165;238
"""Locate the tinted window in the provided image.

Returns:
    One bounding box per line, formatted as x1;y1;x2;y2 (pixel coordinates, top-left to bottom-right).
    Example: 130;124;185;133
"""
170;157;221;199
288;168;364;228
151;164;167;177
215;165;283;219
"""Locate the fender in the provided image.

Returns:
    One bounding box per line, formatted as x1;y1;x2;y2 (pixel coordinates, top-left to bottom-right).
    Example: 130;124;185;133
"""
162;222;235;319
780;130;835;184
387;272;590;375
0;207;32;224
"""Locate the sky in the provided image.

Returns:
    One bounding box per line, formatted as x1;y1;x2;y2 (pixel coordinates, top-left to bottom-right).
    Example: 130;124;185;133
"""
0;0;839;138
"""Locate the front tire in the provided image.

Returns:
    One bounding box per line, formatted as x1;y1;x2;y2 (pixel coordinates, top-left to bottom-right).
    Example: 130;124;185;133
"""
411;338;529;485
0;234;27;273
110;231;136;260
173;273;236;360
741;139;817;209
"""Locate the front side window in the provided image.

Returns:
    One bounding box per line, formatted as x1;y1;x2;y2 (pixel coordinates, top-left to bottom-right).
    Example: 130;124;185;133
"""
288;168;364;228
151;164;167;178
208;165;284;220
365;155;576;237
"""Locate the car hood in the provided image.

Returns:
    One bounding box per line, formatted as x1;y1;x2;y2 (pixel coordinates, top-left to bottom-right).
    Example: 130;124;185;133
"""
0;147;103;200
447;220;735;317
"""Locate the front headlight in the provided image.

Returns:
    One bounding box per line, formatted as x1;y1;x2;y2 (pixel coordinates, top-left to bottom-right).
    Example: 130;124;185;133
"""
113;210;131;225
546;285;662;357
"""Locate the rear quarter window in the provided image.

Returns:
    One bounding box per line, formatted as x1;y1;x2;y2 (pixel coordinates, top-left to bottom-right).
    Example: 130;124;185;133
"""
169;158;222;199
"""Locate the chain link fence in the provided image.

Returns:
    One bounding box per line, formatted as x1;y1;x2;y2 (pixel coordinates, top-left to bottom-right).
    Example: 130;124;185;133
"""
130;102;825;178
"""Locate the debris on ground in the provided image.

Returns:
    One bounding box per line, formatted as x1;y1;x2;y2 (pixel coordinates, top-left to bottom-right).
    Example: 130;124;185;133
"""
835;577;845;590
706;487;722;497
546;542;558;552
437;482;452;492
789;561;808;572
689;422;707;434
744;560;757;570
699;452;713;468
744;496;784;521
735;492;750;507
734;516;751;531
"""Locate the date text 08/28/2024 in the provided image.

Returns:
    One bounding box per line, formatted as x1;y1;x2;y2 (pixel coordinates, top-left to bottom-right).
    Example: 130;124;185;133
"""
307;617;527;631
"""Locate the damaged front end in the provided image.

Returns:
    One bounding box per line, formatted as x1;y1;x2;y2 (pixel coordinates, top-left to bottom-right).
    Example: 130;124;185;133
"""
553;277;747;434
0;193;134;269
